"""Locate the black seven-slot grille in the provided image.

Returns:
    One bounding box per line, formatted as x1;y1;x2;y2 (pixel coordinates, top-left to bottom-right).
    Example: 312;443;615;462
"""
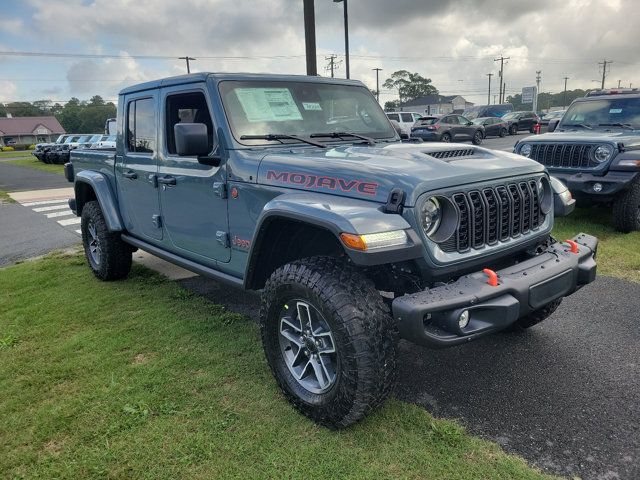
439;179;544;253
529;143;596;169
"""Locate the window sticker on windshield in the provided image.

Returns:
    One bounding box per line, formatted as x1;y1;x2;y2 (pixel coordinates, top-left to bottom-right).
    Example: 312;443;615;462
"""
302;102;322;111
609;108;623;114
235;88;303;122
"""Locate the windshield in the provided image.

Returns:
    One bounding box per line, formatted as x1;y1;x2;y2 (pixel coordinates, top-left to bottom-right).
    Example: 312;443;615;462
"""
219;80;396;145
502;112;518;120
560;97;640;129
416;117;438;125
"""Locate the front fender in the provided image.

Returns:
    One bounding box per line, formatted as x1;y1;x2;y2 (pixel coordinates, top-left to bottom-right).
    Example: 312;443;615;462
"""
247;192;423;273
74;170;123;232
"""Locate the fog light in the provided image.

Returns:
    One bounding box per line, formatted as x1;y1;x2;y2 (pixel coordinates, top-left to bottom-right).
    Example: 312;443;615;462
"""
593;183;603;192
458;310;470;329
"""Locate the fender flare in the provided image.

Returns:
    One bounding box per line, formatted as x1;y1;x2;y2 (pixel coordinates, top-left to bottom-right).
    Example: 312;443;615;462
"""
74;170;124;232
243;192;422;288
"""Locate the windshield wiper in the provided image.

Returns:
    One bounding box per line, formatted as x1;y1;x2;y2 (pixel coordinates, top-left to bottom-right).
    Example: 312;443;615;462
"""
562;123;593;130
310;132;376;146
599;122;635;130
240;134;327;148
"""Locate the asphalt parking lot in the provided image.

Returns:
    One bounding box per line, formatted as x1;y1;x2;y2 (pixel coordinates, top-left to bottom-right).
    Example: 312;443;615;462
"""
0;138;637;479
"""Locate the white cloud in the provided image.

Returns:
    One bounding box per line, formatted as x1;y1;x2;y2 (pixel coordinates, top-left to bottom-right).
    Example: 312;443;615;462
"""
0;81;18;102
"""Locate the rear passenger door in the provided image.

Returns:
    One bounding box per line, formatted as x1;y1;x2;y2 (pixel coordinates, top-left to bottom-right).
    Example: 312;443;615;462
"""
117;94;162;241
157;86;230;264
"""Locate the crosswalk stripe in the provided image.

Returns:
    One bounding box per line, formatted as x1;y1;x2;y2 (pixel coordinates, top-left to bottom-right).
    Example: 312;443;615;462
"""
21;199;69;207
33;204;70;212
57;217;81;226
45;210;75;218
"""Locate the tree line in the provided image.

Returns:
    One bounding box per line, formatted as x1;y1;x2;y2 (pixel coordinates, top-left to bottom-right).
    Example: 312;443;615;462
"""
0;96;116;134
506;89;588;111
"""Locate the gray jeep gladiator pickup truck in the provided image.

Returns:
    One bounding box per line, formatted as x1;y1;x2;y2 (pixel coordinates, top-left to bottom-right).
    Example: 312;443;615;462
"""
515;89;640;232
66;73;597;428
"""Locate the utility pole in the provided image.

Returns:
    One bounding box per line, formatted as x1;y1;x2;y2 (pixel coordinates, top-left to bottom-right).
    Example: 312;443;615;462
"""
486;73;493;105
562;76;570;108
494;55;510;103
372;68;382;102
303;0;317;76
179;56;196;74
333;0;350;79
325;54;341;78
534;70;542;112
598;59;612;89
502;83;506;104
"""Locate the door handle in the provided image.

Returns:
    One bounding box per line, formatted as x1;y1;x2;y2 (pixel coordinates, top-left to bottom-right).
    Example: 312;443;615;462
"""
157;175;176;186
122;170;137;179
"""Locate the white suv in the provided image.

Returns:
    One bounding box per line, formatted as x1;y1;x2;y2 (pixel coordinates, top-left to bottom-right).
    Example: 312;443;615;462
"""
385;111;422;135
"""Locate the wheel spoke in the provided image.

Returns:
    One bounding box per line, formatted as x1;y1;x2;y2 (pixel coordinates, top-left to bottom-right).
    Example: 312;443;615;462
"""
281;315;302;334
280;326;303;347
296;301;312;331
318;354;334;384
314;331;335;353
310;356;329;389
296;359;312;380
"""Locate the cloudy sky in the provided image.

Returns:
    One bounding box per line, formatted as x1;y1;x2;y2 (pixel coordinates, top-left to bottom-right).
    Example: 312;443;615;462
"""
0;0;638;106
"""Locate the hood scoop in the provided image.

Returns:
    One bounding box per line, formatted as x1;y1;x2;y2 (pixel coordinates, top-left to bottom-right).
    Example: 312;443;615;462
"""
424;147;476;160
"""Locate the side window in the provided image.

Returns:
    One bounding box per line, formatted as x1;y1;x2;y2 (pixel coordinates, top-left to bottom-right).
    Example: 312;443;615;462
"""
457;116;469;124
127;98;156;153
412;113;422;121
400;113;414;123
165;91;214;155
387;113;399;122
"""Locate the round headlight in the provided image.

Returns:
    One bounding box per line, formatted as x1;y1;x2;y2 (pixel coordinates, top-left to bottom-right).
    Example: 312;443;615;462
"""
594;144;614;163
520;144;532;157
421;197;441;236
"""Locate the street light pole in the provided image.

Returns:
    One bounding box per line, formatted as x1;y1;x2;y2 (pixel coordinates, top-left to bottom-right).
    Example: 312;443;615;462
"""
563;76;569;109
333;0;349;79
373;68;382;102
486;73;493;105
303;0;317;76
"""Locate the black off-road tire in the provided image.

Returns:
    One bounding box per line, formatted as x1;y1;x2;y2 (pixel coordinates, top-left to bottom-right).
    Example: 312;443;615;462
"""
505;298;563;332
260;256;397;429
612;180;640;233
472;130;483;145
441;132;452;142
81;201;132;281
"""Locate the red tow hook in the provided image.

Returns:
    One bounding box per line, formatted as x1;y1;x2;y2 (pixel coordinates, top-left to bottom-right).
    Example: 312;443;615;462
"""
565;239;579;254
482;268;499;287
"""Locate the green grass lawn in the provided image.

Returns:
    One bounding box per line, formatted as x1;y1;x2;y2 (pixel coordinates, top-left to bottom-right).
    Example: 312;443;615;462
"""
4;156;64;175
0;252;552;480
0;150;33;159
554;206;640;283
0;190;16;204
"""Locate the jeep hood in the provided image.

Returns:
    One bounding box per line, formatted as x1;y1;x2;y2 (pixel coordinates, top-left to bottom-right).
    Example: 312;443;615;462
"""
257;143;544;207
520;130;640;147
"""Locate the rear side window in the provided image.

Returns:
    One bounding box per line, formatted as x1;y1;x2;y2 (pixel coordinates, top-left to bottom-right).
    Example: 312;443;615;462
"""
127;97;156;153
400;113;414;122
386;113;399;121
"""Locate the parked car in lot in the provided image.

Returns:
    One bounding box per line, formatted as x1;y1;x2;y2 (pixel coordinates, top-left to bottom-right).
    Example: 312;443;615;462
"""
463;103;514;120
385;111;422;135
90;134;116;149
472;116;508;137
540;110;566;130
411;114;484;144
67;72;596;429
33;134;70;162
515;88;640;232
502;111;540;135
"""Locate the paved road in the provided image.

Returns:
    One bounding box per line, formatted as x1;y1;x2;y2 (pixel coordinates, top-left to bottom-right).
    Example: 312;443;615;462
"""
0;161;69;191
481;131;530;151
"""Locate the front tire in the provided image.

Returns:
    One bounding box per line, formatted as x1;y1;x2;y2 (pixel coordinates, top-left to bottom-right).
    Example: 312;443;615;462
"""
260;257;397;429
81;201;132;281
509;124;518;135
499;128;507;137
441;132;451;143
612;180;640;232
472;130;483;145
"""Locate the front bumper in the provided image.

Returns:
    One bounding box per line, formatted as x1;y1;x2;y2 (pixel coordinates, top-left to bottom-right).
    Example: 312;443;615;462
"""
392;233;597;348
551;170;639;200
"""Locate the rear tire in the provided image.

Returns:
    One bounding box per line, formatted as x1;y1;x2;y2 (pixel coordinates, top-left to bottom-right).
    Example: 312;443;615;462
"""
499;128;507;137
509;124;518;135
441;132;451;143
81;201;132;281
505;298;563;331
260;257;397;429
612;180;640;232
472;130;483;145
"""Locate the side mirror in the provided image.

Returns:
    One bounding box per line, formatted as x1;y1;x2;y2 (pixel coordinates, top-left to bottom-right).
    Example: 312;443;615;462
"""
174;123;213;157
547;119;560;133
